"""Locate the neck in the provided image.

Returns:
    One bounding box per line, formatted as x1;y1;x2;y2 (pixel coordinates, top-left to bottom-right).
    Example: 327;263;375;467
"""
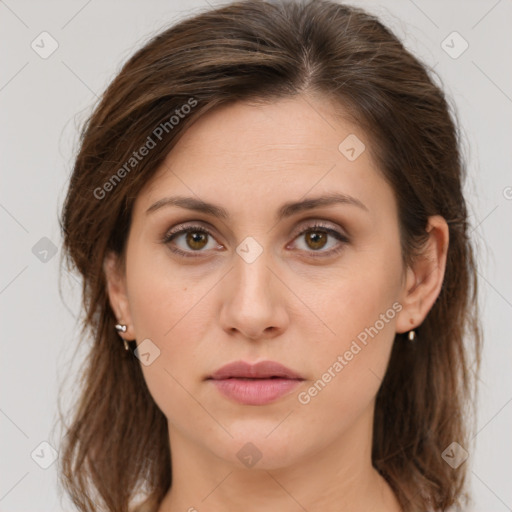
157;406;402;512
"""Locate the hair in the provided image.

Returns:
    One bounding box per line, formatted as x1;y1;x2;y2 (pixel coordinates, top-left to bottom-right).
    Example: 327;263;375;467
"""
58;1;481;511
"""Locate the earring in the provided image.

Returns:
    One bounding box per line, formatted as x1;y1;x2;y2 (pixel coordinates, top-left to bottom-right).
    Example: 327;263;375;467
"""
408;330;416;341
115;324;130;351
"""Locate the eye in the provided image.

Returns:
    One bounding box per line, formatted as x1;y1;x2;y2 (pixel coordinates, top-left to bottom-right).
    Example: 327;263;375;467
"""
161;221;349;258
289;222;349;257
162;224;222;258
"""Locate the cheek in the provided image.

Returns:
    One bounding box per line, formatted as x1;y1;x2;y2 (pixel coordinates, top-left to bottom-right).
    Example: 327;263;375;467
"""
298;243;402;411
295;290;399;434
125;242;210;340
125;262;213;427
313;242;401;346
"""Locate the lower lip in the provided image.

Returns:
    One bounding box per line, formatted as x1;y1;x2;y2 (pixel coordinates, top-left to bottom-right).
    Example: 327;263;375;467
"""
209;378;302;405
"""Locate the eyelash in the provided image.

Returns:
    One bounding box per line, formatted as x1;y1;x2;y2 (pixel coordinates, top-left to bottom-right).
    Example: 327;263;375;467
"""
161;221;349;259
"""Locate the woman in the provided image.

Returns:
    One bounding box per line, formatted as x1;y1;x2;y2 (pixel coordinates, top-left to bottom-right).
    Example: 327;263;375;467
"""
58;1;481;511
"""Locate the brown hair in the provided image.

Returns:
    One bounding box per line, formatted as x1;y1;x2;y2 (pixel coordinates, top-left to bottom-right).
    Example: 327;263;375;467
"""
58;1;481;511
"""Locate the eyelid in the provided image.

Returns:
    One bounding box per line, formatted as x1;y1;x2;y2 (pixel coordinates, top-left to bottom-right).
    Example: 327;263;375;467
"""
162;221;220;244
289;219;347;240
161;219;349;258
161;222;221;258
287;221;349;258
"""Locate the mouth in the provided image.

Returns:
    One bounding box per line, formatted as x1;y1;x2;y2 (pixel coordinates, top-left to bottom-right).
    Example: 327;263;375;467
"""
207;360;304;405
207;360;304;381
217;376;295;380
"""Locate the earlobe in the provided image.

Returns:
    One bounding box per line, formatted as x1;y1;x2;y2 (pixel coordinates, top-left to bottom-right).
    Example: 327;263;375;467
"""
396;215;449;334
103;251;136;340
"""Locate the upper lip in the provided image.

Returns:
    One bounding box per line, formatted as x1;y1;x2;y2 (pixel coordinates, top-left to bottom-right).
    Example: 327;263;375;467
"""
208;360;304;380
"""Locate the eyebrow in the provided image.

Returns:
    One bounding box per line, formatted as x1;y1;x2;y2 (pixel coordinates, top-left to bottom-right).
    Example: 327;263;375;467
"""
146;192;369;221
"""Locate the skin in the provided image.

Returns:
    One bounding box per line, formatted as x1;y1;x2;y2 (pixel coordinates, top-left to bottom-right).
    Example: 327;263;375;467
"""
104;93;448;512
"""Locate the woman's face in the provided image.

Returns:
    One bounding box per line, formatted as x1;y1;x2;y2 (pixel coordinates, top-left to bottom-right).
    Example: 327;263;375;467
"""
108;95;414;470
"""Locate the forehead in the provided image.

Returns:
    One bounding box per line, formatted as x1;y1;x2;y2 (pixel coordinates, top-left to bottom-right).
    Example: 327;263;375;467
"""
134;95;395;223
157;96;357;174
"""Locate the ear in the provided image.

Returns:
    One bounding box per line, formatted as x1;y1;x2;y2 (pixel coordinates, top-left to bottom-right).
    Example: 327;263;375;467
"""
395;215;449;334
103;251;136;340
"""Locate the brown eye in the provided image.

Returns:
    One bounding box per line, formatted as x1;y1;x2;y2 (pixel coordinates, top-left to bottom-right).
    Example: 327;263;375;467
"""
291;223;349;257
163;221;348;259
304;230;329;251
162;225;221;257
185;231;209;250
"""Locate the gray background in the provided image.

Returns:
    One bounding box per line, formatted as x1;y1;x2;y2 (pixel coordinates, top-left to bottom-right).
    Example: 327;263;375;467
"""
1;0;511;510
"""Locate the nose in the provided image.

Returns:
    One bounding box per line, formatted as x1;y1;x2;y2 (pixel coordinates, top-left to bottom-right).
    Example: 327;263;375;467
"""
219;248;289;341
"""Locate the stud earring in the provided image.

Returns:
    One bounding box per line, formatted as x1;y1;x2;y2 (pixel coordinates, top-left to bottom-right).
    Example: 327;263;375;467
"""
115;323;130;351
408;330;416;341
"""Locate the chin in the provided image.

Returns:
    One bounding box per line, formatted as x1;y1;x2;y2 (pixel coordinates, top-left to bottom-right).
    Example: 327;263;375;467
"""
207;426;311;471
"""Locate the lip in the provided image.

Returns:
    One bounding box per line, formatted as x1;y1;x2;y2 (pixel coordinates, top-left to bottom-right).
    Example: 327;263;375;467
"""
207;360;304;405
209;360;304;380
